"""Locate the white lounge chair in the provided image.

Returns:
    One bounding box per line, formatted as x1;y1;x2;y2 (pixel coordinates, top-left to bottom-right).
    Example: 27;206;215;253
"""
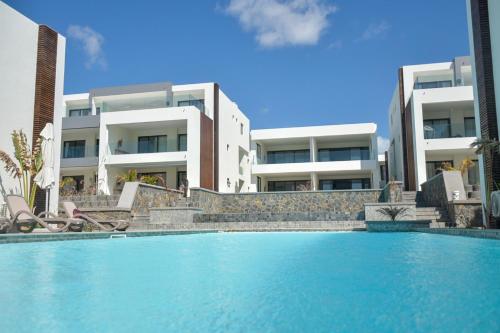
6;195;83;233
62;201;129;232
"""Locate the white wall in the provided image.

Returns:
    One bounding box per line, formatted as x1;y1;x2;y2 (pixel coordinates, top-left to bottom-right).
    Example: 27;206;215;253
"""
218;89;251;193
98;107;200;194
0;3;65;214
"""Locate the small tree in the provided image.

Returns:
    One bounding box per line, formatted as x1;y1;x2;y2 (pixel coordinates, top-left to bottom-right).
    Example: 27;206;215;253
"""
0;130;43;209
376;206;410;221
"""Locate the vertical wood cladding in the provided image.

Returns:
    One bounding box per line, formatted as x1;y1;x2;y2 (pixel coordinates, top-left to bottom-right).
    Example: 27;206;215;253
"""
200;112;214;190
213;84;219;191
398;68;416;191
32;25;58;213
471;0;500;228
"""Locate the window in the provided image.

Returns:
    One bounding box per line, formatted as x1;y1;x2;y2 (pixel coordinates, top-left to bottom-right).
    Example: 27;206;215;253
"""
267;150;310;164
426;160;453;177
96;107;101;115
257;176;262;192
178;99;205;112
240;123;244;135
319;179;371;190
268;180;310;192
468;160;480;185
414;80;452;89
318;147;370;162
63;140;86;158
256;144;262;162
138;135;167;153
177;134;187;151
177;171;187;188
68;108;91;117
424;119;451;139
95;139;99;157
464;117;476;137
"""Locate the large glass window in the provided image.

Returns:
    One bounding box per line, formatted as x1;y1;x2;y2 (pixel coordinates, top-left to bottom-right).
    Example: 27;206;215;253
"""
138;135;167;153
268;180;310;192
319;179;371;190
318;147;370;162
63;140;86;158
426;160;453;177
177;171;187;188
424;119;451;139
414;80;452;89
267;150;310;164
468;160;480;185
464;117;476;137
177;134;187;151
178;99;205;112
68;108;91;117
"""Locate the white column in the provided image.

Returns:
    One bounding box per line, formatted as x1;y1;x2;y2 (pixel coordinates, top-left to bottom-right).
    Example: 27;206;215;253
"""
412;96;427;188
309;137;317;162
311;172;318;191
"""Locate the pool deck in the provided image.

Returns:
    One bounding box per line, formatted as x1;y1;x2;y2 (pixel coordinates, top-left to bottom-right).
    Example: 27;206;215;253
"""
0;227;499;244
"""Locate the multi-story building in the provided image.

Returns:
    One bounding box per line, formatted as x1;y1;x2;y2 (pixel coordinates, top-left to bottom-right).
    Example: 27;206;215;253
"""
387;57;479;191
0;2;65;214
61;82;251;195
249;124;381;192
467;0;500;227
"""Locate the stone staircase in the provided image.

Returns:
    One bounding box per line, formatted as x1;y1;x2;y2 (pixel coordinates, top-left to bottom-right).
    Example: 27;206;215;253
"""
402;191;450;226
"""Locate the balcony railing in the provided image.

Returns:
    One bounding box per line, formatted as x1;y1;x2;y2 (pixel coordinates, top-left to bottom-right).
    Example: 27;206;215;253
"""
423;121;477;139
108;140;187;155
62;146;98;159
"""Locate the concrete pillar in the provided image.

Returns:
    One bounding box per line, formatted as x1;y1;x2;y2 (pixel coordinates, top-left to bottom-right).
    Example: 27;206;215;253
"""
309;137;317;162
311;172;318;191
412;96;427;188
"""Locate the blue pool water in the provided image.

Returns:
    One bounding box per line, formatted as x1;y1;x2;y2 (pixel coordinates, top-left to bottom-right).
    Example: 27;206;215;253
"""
0;232;499;332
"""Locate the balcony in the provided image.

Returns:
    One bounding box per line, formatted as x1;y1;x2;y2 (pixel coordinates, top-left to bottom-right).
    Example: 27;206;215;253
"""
106;138;187;167
61;146;98;168
252;160;377;176
62;114;100;130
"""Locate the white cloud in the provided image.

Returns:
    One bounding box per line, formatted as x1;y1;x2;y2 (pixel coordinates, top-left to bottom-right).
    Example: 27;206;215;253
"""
225;0;336;48
377;136;390;153
359;20;390;41
67;25;106;69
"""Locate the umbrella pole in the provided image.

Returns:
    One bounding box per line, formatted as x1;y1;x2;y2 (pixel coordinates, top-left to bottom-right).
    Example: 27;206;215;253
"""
46;188;50;215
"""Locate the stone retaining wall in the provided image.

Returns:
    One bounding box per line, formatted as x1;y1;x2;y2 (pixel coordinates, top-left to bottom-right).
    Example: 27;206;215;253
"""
415;228;500;240
366;220;430;232
189;188;382;220
447;200;483;228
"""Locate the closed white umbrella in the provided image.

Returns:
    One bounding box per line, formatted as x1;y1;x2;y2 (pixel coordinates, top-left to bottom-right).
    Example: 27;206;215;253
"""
34;123;55;213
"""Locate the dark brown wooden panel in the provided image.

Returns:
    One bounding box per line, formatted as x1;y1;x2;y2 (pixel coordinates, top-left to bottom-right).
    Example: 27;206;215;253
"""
32;25;58;213
398;68;416;191
200;112;214;190
470;0;499;228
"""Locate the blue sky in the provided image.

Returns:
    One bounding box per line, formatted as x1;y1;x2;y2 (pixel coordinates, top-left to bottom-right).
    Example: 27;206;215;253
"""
6;0;470;149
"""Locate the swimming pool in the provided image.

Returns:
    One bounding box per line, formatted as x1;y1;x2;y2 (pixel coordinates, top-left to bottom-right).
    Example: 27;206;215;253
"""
0;232;499;332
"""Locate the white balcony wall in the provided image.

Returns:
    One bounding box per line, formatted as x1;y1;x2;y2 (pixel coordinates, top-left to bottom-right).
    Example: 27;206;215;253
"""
98;107;201;195
218;90;251;193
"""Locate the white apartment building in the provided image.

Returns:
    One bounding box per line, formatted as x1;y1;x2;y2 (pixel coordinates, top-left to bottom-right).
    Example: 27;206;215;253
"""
0;2;65;214
61;82;251;195
250;124;381;192
388;57;479;191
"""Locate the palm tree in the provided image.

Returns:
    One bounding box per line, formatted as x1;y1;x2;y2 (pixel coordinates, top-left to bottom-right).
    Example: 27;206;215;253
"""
471;138;500;155
0;130;43;209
